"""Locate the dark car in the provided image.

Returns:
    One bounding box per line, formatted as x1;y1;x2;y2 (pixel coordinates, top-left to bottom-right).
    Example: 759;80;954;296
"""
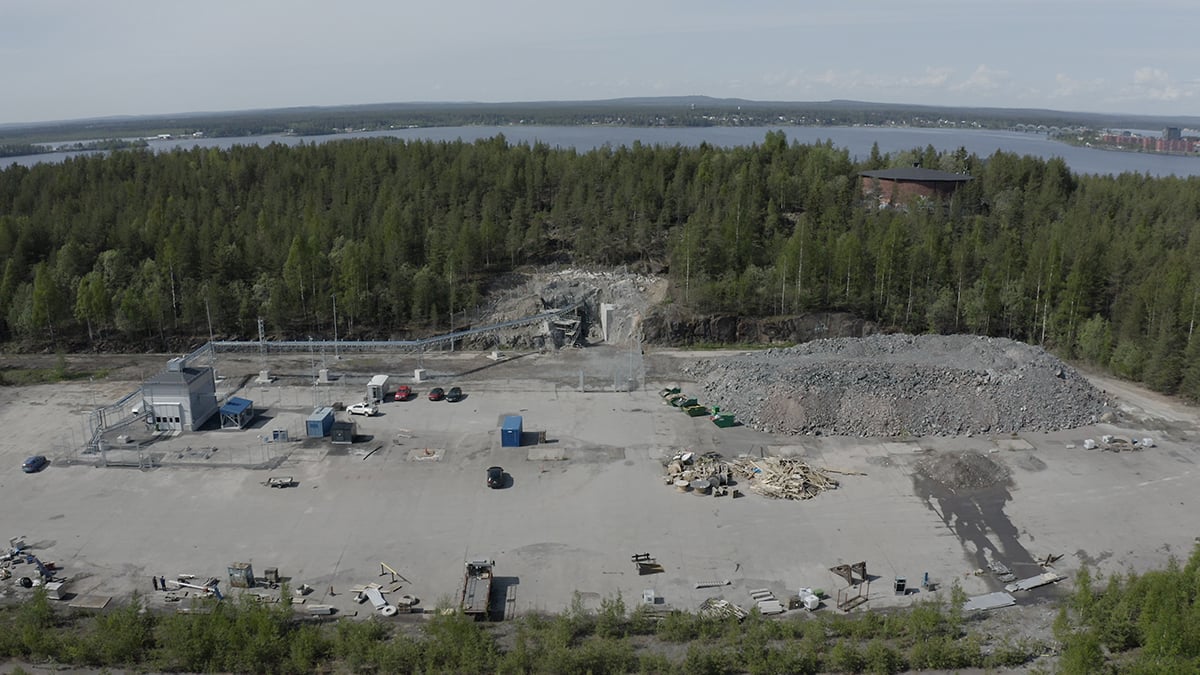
428;387;445;401
445;386;464;402
22;455;48;473
486;466;505;489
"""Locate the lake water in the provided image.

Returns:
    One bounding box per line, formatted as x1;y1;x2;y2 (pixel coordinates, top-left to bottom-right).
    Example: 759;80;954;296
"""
5;125;1199;178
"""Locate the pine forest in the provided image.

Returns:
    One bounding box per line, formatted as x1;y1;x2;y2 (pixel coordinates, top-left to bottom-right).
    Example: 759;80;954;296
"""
1;131;1199;400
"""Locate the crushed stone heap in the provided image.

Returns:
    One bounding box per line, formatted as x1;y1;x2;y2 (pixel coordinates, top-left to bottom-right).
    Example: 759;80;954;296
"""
681;334;1112;437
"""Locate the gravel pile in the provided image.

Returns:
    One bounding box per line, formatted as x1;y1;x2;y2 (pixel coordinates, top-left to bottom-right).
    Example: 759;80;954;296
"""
916;451;1011;490
681;334;1111;437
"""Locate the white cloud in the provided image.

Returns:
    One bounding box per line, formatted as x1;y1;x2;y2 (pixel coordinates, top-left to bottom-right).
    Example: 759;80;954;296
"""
1133;67;1181;100
908;67;953;88
1134;67;1170;86
1115;67;1199;103
770;67;955;94
952;65;1009;93
1050;73;1106;99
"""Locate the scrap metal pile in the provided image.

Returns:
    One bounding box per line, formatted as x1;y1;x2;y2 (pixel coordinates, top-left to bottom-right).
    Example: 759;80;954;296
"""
664;452;840;500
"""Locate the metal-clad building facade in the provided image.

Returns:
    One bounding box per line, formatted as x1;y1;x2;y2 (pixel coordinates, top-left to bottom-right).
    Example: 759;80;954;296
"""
141;357;219;431
306;407;335;437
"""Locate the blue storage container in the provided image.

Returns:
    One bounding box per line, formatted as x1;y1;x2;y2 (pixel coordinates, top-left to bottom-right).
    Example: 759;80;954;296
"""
306;407;335;438
501;416;523;447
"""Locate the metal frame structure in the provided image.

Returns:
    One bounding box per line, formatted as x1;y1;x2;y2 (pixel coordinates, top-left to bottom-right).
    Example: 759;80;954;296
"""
188;302;584;361
831;561;871;612
80;302;585;456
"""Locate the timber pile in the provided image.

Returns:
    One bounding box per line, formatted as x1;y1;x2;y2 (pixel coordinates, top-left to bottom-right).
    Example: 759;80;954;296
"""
733;456;840;500
664;452;840;500
699;597;749;620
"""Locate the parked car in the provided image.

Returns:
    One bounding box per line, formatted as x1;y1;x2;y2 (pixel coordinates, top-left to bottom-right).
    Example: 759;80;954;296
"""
393;385;412;401
486;466;505;489
446;386;464;402
428;387;445;401
22;455;48;473
347;402;379;416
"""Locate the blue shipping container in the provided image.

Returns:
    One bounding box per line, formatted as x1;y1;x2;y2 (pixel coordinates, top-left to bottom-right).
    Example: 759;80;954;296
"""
501;416;523;447
306;407;335;438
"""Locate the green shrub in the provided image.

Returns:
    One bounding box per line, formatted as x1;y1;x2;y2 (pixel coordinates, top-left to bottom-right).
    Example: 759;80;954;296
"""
595;592;627;639
655;611;701;642
15;589;65;661
370;634;422;674
548;636;637;675
421;610;497;672
83;599;154;666
847;611;886;640
331;618;389;670
863;639;903;674
682;644;739;675
627;604;658;635
1059;630;1105;675
284;623;331;673
984;637;1043;669
636;651;672;673
827;641;865;673
907;635;955;670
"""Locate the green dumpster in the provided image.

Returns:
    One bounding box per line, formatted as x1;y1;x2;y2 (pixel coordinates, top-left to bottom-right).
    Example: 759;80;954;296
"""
710;406;736;428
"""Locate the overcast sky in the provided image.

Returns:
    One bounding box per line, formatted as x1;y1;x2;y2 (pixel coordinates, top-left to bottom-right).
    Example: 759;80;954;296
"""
2;1;1197;125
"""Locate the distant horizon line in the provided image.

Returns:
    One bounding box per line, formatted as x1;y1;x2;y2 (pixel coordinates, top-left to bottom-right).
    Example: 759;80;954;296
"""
4;95;1199;131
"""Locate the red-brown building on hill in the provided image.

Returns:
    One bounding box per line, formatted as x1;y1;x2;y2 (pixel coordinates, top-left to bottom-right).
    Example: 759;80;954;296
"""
859;167;973;206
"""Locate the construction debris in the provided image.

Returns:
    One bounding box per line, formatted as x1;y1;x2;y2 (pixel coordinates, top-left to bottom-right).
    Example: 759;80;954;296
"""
1037;553;1064;568
987;559;1017;584
665;452;840;500
699;597;749;620
1005;572;1064;593
749;588;786;615
1084;435;1150;452
963;591;1016;612
631;553;664;575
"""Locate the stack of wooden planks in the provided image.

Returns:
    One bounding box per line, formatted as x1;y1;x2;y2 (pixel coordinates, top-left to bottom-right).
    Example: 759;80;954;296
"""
664;452;841;500
729;456;840;500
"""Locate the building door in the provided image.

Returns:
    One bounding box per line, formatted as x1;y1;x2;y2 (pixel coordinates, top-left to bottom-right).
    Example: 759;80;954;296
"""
154;403;183;431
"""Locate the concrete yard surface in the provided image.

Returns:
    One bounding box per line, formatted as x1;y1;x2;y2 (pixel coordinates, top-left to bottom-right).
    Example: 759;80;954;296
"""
0;346;1198;622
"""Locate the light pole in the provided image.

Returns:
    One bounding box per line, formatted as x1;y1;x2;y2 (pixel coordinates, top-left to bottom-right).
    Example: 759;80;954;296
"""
308;336;315;384
332;293;339;360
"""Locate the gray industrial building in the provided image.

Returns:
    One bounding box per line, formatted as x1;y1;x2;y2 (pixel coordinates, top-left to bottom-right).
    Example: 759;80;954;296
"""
140;357;219;431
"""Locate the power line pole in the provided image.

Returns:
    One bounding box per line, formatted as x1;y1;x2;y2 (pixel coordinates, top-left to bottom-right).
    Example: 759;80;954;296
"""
332;292;340;360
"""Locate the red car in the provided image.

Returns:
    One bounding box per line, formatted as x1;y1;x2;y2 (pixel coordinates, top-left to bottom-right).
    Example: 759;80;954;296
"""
427;387;445;401
394;385;412;401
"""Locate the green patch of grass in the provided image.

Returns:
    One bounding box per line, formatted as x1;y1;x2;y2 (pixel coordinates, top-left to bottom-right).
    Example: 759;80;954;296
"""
0;367;109;386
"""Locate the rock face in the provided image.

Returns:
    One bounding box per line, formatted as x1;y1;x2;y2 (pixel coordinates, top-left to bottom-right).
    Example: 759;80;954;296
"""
681;334;1112;437
642;309;878;345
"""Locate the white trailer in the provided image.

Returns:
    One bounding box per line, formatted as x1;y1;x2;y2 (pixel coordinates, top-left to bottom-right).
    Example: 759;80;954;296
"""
367;375;389;404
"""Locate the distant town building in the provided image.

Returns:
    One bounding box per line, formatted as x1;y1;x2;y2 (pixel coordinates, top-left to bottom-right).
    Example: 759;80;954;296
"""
859;167;973;206
1099;131;1197;154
